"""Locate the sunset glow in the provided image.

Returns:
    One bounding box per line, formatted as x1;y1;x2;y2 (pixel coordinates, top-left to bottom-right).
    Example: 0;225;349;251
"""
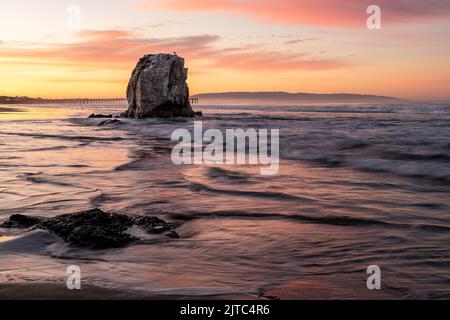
1;0;449;100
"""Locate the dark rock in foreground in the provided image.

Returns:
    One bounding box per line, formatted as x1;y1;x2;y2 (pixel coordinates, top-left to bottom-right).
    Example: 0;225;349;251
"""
1;209;177;249
123;54;196;119
1;214;42;229
41;209;136;249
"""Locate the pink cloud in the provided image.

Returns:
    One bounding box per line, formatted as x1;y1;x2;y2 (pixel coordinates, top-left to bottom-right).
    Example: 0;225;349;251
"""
0;30;347;72
284;38;320;45
210;51;347;71
137;0;450;27
0;31;218;66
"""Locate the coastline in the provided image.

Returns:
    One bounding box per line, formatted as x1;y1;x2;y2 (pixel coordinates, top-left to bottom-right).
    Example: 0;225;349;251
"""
0;278;396;300
0;283;262;300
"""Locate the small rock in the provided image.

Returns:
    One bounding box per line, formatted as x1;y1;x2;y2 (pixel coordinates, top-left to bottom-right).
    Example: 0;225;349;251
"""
88;113;113;119
134;216;172;234
98;119;123;126
1;209;177;249
40;209;136;249
167;231;180;239
65;225;137;249
1;214;42;229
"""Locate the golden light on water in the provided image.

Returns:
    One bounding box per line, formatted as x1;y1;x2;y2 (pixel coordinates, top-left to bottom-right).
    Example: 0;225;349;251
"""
0;236;16;242
0;106;71;121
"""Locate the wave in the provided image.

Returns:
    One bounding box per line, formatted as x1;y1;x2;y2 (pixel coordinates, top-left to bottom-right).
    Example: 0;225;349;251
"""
189;182;315;202
17;173;97;196
114;159;147;171
0;131;124;142
18;173;77;187
169;211;450;232
170;210;392;226
382;151;450;162
24;145;71;152
337;142;370;150
206;167;253;183
284;149;450;184
348;159;450;184
0;230;62;254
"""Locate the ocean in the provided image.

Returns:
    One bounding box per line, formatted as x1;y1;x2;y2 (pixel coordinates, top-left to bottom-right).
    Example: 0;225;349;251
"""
0;102;449;299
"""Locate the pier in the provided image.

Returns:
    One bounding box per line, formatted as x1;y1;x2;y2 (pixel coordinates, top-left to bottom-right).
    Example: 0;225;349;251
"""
1;97;199;106
32;98;127;105
27;98;199;105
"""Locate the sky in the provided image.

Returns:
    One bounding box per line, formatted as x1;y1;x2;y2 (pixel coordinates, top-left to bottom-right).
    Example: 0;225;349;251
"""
0;0;449;100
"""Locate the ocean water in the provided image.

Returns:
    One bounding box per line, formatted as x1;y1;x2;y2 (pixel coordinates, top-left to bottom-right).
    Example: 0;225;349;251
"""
0;102;449;299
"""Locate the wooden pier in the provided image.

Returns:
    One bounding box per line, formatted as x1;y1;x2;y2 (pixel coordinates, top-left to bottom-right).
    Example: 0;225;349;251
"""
26;98;199;105
31;98;127;105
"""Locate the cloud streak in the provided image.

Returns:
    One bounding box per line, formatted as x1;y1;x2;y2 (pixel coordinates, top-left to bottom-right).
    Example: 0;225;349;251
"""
137;0;450;27
0;30;347;72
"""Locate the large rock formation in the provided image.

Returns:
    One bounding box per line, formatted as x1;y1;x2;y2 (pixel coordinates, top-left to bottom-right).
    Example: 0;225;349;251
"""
123;54;194;118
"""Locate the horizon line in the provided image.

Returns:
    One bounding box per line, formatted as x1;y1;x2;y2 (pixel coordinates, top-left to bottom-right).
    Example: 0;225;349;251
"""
2;92;450;103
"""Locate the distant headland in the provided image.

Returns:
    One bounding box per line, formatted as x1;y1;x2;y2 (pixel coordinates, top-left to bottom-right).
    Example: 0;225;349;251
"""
191;92;402;103
1;91;402;106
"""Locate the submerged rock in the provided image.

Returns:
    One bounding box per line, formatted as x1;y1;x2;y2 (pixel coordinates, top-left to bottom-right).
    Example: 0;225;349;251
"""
123;53;195;118
134;216;172;234
167;231;181;239
1;209;176;249
98;119;123;126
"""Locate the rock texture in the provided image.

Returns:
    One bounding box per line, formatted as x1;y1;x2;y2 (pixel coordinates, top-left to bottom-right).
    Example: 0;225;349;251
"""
123;54;194;118
1;209;177;249
1;214;42;229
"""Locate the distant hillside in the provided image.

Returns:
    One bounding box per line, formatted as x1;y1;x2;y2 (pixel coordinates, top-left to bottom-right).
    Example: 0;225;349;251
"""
191;92;402;103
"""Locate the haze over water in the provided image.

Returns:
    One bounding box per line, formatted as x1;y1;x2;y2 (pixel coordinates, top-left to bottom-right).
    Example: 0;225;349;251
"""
0;102;450;299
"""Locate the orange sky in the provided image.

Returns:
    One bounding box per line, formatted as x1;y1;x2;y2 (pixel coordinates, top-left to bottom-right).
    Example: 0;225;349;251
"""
0;0;449;100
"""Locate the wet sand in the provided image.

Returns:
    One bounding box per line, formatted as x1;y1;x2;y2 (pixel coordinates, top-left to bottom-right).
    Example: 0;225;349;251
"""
0;283;261;300
0;278;395;300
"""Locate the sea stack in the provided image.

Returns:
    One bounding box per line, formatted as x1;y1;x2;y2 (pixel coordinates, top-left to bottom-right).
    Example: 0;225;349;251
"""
123;53;194;118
